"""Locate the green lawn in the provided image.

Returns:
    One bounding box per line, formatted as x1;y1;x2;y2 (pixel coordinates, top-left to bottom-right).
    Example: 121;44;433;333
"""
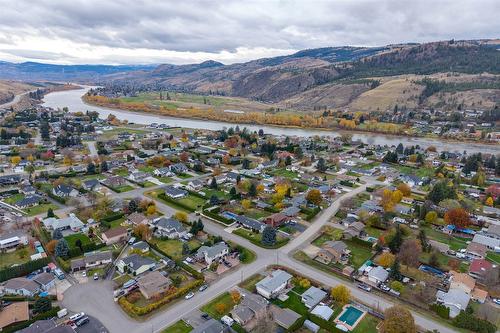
175;195;206;211
345;240;373;269
155;176;173;184
422;226;468;251
150;238;201;260
112;168;129;177
269;168;299;179
200;292;235;319
365;227;384;238
3;193;25;204
0;247;34;269
108;217;126;229
25;203;58;216
138;166;156;173
239;274;264;292
233;228;289;249
312;228;343;246
162;320;192;333
201;188;230;200
351;314;380;333
273;291;308;315
113;185;135;193
64;233;92;249
177;173;193;179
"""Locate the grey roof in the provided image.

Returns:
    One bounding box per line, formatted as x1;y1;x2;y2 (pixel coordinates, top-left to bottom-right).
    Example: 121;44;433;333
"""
191;318;227;333
33;272;55;286
472;234;500;249
311;305;334;321
131;241;149;251
282;206;301;216
18;319;57;333
368;266;389;282
155;217;186;233
272;307;301;329
15;194;42;207
84;250;113;263
436;289;471;317
256;269;292;294
323;241;347;253
301;286;327;308
235;215;265;231
121;254;156;270
196;242;229;259
164;185;188;197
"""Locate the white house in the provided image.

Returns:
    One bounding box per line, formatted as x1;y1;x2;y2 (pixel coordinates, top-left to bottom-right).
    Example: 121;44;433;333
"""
195;242;229;265
367;266;389;284
256;269;292;299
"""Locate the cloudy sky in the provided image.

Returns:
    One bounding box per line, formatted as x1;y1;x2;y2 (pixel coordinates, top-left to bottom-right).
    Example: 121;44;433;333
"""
0;0;498;65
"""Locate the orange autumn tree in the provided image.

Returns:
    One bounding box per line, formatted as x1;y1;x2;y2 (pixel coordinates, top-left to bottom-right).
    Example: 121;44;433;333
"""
444;208;470;229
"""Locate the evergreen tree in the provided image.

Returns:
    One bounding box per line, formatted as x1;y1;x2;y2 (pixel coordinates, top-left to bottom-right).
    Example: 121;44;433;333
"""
101;160;109;172
210;177;218;189
389;225;403;253
33;297;52;314
87;162;96;174
229;186;237;198
261;226;276;246
52;228;63;240
389;259;402;281
317;157;327;172
55;239;69;258
182;242;190;255
248;183;257;197
47;208;55;218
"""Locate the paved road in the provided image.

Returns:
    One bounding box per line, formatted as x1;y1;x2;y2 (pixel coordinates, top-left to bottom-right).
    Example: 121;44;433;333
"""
61;176;457;333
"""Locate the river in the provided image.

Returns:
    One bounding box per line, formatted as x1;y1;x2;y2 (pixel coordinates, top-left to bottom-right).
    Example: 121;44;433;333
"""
42;87;498;154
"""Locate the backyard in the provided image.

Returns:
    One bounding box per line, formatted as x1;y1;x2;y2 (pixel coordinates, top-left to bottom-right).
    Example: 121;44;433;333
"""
150;238;201;260
0;247;34;269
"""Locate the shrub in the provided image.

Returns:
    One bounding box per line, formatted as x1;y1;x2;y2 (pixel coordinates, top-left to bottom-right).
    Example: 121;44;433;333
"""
430;303;449;319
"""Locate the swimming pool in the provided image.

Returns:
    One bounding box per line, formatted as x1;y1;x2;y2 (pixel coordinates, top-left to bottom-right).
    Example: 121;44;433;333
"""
335;305;366;331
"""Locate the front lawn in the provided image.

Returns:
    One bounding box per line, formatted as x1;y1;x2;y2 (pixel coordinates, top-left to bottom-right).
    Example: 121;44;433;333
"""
155;176;173;184
64;233;93;249
351;314;380;333
239;274;264;292
0;247;34;269
345;240;373;269
150;238;201;260
162;321;192;333
272;291;308;316
25;203;59;216
112;185;135;193
3;193;25;205
233;228;289;249
200;292;235;319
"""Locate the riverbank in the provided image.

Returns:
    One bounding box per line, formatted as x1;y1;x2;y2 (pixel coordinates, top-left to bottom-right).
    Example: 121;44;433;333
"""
83;94;498;148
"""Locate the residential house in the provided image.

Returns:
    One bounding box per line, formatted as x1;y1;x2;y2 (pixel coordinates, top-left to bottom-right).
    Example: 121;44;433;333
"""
19;185;36;195
466;242;487;260
316;241;349;264
137;271;171;299
3;277;40;296
471;233;500;251
436;289;470;318
42;214;84;231
263;213;289;228
301;286;327;309
102;226;128;245
153;217;187;239
449;271;475;294
256;269;292;299
230;293;268;326
33;272;56;291
129;171;149;183
468;259;495;283
272;307;302;330
102;175;127;188
70;250;113;272
82;179;101;191
195;242;229;265
52;184;79;198
0;302;29;331
126;212;148;226
281;206;301;217
164;185;188;199
343;222;365;240
367;266;389;284
131;241;150;253
234;215;266;233
191;319;229;333
170;163;188;174
187;179;204;191
153;167;174;177
0;230;28;250
116;254;156;275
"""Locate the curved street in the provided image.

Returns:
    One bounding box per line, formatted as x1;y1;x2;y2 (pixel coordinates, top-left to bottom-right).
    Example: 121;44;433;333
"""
61;177;457;333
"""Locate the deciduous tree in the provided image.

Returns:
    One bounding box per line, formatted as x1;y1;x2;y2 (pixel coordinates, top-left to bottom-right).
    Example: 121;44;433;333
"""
381;306;416;333
331;285;350;305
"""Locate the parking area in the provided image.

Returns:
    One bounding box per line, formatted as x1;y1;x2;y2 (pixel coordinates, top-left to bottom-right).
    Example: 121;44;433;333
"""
75;315;108;333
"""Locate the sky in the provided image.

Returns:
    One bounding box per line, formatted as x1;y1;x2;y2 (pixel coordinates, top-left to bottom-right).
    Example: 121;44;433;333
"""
0;0;498;65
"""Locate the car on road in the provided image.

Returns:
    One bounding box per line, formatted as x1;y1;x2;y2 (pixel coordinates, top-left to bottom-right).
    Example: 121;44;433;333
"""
69;312;85;322
201;313;210;319
93;273;99;280
357;283;372;292
76;316;89;327
493;298;500;305
199;284;208;292
185;292;195;299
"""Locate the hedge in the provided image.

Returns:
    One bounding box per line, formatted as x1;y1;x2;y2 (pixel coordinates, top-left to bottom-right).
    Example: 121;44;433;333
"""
56;257;71;273
148;242;204;280
349;236;374;248
65;242;106;259
119;279;204;316
430;303;450;319
2;307;60;333
102;212;125;222
157;193;195;212
202;209;233;225
186;189;206;200
46;191;67;204
0;258;51;282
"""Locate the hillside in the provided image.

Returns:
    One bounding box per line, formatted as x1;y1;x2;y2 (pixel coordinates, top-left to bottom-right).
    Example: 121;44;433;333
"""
0;80;35;105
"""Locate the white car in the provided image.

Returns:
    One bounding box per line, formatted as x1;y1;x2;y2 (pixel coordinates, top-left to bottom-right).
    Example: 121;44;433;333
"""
185;292;195;300
82;271;87;277
69;312;85;322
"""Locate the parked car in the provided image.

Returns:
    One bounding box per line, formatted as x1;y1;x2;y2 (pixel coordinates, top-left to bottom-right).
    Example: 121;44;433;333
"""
199;284;208;292
492;298;500;305
69;312;85;322
76;316;89;327
93;273;99;280
82;271;87;277
357;283;372;292
185;292;195;300
379;284;390;292
201;313;210;319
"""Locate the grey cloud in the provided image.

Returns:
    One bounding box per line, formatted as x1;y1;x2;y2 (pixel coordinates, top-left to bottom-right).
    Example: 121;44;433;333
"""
0;0;498;64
